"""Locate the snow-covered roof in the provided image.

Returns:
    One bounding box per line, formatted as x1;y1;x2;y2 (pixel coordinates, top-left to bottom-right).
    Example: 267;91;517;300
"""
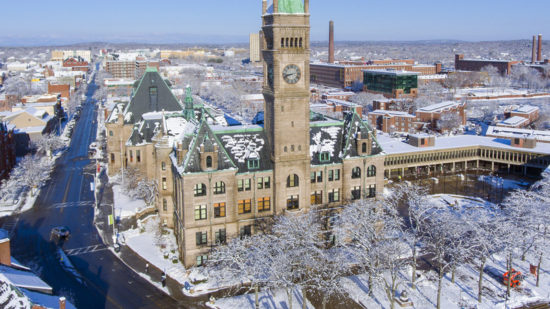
369;110;415;117
0;265;52;294
417;101;462;113
486;126;550;142
363;69;418;76
512;105;539;114
378;133;550;155
498;116;529;127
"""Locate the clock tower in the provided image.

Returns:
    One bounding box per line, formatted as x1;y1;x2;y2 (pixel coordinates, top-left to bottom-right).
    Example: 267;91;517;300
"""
261;0;311;213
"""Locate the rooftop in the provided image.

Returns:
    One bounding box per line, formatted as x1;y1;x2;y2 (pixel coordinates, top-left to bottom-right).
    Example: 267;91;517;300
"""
369;110;415;117
363;69;418;76
486;126;550;142
512;105;539;114
417;101;462;113
377;133;550;155
499;116;529;126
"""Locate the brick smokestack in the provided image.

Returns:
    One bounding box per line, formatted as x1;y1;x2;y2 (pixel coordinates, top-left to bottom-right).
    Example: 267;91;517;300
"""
538;34;542;62
59;297;66;309
328;20;335;63
532;35;537;63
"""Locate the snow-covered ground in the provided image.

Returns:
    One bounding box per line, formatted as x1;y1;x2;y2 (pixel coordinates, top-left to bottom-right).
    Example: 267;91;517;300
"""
112;184;147;219
119;217;187;285
343;251;550;309
478;175;531;190
207;287;314;309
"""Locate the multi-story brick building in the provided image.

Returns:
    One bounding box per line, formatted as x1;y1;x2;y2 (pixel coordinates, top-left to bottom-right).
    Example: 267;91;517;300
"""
47;83;71;99
105;60;160;79
0;122;16;182
416;101;466;130
454;54;520;75
310;60;441;89
62;57;89;72
505;105;539;126
368;110;416;133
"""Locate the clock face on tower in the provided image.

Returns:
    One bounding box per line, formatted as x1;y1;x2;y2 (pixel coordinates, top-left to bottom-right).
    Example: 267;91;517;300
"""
282;64;301;84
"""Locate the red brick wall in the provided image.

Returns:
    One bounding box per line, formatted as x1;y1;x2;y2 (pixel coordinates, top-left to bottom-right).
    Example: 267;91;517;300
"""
48;83;71;98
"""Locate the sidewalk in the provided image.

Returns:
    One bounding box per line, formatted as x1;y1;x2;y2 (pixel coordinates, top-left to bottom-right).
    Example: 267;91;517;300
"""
94;177;210;307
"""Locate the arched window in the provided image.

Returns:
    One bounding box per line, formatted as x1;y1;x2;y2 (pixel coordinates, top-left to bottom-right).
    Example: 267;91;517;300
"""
281;38;285;48
194;183;206;197
367;165;376;177
294;38;298;47
284;146;288;152
287;174;299;187
351;167;361;179
286;37;289;47
290;38;294;47
299;38;303;48
206;156;213;168
362;142;367;153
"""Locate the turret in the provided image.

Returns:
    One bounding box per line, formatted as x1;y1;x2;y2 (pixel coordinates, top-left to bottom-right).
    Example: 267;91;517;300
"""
184;85;194;121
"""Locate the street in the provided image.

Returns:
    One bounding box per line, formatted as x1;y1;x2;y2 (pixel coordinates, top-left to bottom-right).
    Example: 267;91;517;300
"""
0;77;183;308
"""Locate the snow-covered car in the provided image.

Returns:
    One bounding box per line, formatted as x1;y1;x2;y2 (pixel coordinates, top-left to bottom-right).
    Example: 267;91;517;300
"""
50;226;70;240
89;142;97;150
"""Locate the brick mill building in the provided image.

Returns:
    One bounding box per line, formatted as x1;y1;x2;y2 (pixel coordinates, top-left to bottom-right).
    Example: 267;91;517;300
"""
454;54;520;75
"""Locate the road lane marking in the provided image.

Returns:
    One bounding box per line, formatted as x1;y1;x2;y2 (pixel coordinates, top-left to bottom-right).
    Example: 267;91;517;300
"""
65;244;108;256
62;173;73;204
49;201;94;209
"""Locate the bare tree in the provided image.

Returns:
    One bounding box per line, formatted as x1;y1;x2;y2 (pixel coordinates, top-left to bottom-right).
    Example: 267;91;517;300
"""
33;134;66;158
387;184;433;290
207;234;273;309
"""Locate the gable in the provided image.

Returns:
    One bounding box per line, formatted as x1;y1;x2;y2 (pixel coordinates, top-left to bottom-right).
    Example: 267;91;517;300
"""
123;69;183;124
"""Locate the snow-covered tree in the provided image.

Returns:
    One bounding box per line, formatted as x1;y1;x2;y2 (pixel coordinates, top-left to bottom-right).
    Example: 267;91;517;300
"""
207;234;273;309
465;205;502;303
33;134;66;158
270;212;323;309
437;112;462;132
135;179;158;207
334;199;382;296
387;184;432;289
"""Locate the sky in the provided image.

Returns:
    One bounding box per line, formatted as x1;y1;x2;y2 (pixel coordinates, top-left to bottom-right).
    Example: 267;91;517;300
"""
2;0;549;45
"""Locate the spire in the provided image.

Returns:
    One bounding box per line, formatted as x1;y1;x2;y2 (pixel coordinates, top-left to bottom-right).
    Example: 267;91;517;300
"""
184;85;194;121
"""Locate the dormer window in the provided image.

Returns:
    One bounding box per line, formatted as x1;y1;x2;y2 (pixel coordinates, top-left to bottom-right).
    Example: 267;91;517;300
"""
149;86;158;111
206;156;213;168
247;158;260;170
319;152;331;163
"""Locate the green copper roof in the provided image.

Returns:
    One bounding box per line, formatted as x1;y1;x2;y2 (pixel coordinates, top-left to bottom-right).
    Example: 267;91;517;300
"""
145;67;158;72
279;0;304;13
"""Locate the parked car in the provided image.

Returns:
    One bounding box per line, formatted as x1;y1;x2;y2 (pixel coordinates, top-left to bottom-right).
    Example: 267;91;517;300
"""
50;226;70;240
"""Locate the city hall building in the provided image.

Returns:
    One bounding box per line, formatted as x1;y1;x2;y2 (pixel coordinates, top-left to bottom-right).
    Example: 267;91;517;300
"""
106;0;385;268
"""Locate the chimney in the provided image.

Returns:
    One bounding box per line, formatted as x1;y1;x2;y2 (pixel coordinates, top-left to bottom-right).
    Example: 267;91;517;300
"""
304;0;309;13
532;35;537;64
328;21;335;63
273;0;278;13
538;34;542;62
59;297;66;309
262;0;267;15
